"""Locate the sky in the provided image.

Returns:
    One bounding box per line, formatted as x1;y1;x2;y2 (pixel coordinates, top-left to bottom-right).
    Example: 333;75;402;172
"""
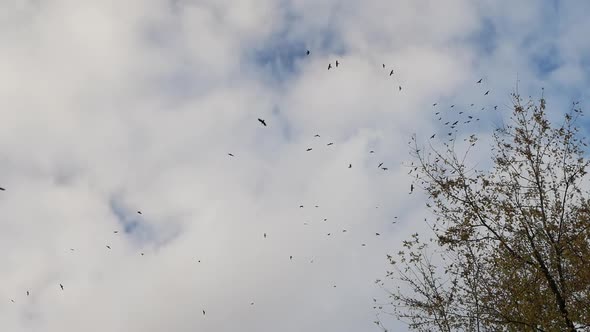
1;1;590;331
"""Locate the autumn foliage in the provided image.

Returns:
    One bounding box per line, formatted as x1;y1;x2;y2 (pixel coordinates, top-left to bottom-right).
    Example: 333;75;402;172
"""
383;92;590;332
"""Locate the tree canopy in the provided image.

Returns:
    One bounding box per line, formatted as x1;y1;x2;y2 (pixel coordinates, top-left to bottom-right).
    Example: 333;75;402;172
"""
382;92;590;332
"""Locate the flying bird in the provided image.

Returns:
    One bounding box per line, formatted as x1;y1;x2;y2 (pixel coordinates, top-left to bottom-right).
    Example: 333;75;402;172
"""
433;103;437;106
113;231;118;233
137;211;142;215
382;64;385;68
376;233;380;236
263;233;267;238
370;150;375;153
430;134;436;139
328;63;332;70
306;50;310;55
378;162;383;168
410;184;414;193
26;291;29;296
389;70;394;76
60;284;64;290
299;205;304;208
306;148;312;151
314;134;320;137
382;167;388;170
484;90;490;95
202;310;206;316
258;118;267;126
476;78;482;83
228;153;234;157
348;164;352;168
327;142;334;146
106;245;111;249
335;60;339;67
399;86;402;91
290;255;293;260
0;187;5;191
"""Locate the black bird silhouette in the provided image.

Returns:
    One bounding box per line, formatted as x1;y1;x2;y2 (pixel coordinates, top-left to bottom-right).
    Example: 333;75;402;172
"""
348;164;352;168
410;184;414;193
306;148;312;151
369;150;374;153
299;205;304;208
328;63;332;70
306;50;310;55
389;70;394;76
335;60;339;67
60;284;64;290
202;310;206;316
378;162;383;168
314;134;320;137
228;153;234;157
290;255;293;260
0;187;5;191
430;134;436;139
494;105;498;110
433;103;437;106
106;245;111;249
137;211;142;215
327;142;334;146
263;233;267;238
476;78;482;83
376;233;380;236
398;86;402;91
450;105;455;108
452;121;458;125
484;90;490;95
258;118;267;126
382;64;385;68
26;291;29;296
382;167;388;170
113;230;118;233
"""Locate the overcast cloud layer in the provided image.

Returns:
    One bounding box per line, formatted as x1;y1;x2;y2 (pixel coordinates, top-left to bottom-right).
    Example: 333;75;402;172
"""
1;1;590;331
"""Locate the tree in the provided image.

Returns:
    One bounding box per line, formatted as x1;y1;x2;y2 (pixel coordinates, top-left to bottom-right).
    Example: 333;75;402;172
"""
380;91;590;331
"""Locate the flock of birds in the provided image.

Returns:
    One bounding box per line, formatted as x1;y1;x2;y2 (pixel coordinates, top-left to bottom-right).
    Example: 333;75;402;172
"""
1;47;498;328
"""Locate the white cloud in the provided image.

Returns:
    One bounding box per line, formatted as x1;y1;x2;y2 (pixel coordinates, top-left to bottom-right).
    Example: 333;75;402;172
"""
0;1;586;331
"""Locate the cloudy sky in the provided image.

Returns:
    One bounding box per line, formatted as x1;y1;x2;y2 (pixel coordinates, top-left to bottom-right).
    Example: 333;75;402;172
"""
1;1;589;331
